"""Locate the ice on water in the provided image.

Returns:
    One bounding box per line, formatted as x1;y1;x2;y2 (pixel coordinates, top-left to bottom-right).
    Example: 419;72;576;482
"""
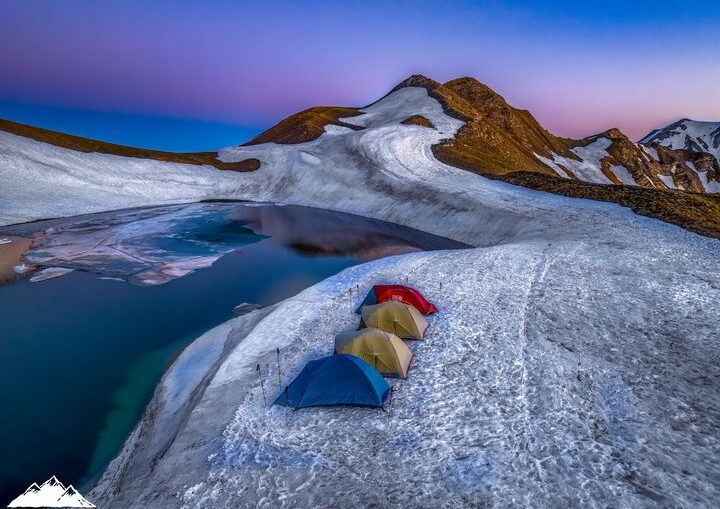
20;204;264;285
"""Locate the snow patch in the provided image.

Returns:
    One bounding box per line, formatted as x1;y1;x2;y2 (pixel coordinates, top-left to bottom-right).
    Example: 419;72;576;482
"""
610;165;637;186
323;125;355;136
537;138;614;184
534;153;571;178
29;267;74;283
640;144;659;162
13;263;30;273
658;174;677;190
697;171;720;193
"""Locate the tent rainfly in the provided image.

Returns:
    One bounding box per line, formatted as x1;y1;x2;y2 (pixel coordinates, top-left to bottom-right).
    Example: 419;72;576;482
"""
361;301;429;340
356;284;438;315
274;354;390;409
334;327;413;378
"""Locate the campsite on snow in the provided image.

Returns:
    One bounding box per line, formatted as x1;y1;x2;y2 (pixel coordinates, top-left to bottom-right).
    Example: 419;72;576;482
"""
1;2;719;508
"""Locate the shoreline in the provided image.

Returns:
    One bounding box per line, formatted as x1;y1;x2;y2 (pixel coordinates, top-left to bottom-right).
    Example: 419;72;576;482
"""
0;236;33;283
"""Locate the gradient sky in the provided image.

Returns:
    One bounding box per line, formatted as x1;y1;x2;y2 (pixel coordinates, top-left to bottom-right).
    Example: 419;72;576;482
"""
1;0;718;150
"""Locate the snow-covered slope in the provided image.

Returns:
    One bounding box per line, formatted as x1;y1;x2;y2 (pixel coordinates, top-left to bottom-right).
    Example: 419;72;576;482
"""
641;119;720;164
0;130;248;226
2;86;663;244
84;86;720;509
89;216;720;509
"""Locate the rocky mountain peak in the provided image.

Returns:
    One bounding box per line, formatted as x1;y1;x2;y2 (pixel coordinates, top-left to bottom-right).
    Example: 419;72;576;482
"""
441;77;508;111
594;128;626;140
391;74;441;94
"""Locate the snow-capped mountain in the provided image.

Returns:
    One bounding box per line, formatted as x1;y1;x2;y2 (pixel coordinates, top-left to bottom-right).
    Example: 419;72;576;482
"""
7;476;95;508
635;119;720;193
536;126;720;193
641;119;720;162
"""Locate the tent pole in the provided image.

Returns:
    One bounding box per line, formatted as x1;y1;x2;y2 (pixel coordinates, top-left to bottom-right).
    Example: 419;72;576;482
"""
276;347;282;389
285;385;289;427
256;364;267;407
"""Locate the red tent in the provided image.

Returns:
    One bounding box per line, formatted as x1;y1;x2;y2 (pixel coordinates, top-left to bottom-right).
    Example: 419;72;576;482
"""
356;284;438;315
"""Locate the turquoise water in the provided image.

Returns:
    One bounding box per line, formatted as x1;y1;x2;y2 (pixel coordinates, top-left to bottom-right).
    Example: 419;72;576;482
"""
0;202;465;504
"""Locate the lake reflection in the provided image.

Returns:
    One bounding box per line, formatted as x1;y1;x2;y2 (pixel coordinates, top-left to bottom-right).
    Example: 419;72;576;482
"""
7;202;466;285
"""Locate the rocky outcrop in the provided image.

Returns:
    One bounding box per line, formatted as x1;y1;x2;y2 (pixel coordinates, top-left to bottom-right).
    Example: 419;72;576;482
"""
652;144;720;193
400;115;434;128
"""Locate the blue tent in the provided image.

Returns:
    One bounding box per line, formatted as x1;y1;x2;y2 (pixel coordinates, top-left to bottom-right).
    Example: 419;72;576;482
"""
274;354;390;409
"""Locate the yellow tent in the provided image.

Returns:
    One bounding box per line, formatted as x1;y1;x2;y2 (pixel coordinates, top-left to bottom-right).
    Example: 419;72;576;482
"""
361;301;428;340
334;327;414;378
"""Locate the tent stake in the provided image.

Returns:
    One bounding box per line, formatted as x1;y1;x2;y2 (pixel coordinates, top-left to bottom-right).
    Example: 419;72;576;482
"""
256;364;267;407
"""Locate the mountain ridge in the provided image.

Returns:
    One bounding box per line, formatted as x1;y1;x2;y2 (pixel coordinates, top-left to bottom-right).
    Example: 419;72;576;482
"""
0;118;260;172
1;74;719;237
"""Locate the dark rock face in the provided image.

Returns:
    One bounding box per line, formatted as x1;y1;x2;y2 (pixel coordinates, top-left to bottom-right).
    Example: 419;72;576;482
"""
654;145;719;193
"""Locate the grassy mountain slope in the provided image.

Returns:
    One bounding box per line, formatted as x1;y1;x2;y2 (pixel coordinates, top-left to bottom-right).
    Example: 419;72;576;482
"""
0;118;260;172
243;107;362;145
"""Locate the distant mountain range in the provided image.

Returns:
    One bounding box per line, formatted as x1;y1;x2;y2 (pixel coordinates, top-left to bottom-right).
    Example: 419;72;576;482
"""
1;74;719;237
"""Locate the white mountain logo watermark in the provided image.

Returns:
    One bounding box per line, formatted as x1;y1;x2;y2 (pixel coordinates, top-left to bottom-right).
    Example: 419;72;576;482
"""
7;476;95;508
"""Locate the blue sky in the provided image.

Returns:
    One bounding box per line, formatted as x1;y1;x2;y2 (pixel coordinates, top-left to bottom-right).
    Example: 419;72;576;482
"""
0;0;718;150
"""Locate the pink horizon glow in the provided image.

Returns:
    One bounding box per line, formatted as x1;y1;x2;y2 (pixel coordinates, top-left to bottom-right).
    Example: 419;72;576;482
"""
1;1;718;141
